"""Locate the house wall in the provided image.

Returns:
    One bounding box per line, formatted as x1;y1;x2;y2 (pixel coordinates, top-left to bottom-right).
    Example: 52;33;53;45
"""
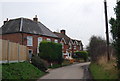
1;33;59;54
1;33;22;44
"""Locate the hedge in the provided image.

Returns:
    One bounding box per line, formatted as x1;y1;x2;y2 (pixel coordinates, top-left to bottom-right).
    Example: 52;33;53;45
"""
73;51;88;62
39;41;63;64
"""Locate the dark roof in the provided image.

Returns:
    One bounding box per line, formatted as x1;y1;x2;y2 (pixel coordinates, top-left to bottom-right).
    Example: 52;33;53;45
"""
0;18;58;38
54;32;71;44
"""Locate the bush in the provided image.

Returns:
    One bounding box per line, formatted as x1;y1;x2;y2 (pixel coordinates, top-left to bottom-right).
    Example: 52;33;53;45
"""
31;55;48;72
39;41;63;64
74;51;88;62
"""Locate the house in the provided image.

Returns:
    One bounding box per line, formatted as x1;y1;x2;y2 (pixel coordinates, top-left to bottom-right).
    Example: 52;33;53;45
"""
54;30;83;59
0;16;59;58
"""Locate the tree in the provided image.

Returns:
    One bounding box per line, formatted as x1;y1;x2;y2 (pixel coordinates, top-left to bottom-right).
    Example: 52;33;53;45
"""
87;36;107;62
109;1;120;70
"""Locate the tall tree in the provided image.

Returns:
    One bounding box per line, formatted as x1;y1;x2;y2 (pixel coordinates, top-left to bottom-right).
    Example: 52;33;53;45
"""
109;1;120;69
87;36;107;62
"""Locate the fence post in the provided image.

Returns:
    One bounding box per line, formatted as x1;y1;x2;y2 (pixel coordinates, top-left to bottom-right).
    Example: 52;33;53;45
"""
7;40;10;63
18;43;20;62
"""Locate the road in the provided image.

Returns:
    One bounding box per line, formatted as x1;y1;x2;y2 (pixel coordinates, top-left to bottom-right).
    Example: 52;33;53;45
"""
38;62;91;80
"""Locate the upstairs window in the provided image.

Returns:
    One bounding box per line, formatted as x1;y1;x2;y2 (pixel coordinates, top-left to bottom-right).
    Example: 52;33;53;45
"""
38;37;42;46
27;36;33;46
46;38;51;42
54;39;58;43
69;43;72;49
61;43;64;49
74;46;76;50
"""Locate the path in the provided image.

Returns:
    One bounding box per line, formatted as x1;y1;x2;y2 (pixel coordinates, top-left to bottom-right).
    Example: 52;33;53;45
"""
38;62;91;80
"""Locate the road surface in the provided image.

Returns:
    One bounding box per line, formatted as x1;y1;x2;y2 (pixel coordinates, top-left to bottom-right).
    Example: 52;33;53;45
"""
38;62;91;80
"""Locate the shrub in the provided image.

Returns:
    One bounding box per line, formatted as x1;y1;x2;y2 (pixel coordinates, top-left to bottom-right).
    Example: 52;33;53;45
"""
31;55;48;72
74;51;88;62
39;41;63;64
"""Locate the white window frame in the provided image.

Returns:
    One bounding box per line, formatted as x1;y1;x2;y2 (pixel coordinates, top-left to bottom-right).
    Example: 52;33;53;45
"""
38;37;42;46
54;39;58;43
46;38;51;42
61;42;64;49
27;36;33;46
69;42;72;49
74;46;76;50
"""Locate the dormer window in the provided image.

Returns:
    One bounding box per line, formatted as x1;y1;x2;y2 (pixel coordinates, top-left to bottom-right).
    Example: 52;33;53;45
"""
74;46;76;50
69;43;72;49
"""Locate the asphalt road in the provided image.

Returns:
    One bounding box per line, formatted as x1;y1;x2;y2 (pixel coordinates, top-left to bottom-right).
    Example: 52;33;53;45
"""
38;62;91;80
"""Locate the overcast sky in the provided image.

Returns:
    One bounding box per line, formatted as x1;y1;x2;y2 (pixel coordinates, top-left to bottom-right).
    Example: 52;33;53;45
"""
0;0;116;48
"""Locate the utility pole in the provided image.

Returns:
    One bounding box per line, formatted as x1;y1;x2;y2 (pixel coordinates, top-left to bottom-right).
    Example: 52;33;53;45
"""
104;0;110;61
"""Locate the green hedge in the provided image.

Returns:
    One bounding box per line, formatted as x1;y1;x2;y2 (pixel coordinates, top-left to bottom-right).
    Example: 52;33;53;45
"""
73;51;88;62
39;41;63;64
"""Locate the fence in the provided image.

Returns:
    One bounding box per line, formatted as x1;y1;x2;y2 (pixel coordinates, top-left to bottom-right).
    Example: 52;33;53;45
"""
0;39;29;63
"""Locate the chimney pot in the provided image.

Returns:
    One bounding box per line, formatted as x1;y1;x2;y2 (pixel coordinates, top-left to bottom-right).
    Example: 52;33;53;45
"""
33;15;38;22
4;18;8;24
60;30;66;35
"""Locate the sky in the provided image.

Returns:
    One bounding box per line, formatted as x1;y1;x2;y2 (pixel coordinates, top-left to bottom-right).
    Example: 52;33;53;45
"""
0;0;117;48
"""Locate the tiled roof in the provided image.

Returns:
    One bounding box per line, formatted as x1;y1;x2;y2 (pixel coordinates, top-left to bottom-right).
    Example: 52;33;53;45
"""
54;32;83;45
53;32;71;44
0;18;58;38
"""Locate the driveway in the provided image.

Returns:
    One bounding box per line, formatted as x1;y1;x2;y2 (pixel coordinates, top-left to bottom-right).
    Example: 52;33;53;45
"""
38;62;91;80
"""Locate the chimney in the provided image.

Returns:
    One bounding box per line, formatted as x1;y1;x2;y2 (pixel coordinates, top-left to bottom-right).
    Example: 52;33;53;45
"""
33;15;38;22
4;18;8;24
60;30;66;35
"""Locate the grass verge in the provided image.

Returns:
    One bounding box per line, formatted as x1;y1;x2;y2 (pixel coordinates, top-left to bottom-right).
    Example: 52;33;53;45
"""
1;62;46;80
89;61;118;80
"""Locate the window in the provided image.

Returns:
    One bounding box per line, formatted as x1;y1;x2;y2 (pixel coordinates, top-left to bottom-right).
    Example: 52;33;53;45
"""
27;36;33;46
74;46;76;50
54;39;58;43
69;43;72;49
46;38;51;42
38;37;42;46
61;43;64;49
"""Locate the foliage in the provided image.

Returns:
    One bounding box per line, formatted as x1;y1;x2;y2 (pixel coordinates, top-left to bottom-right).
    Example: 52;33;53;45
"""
39;41;63;64
89;62;118;80
87;36;107;62
73;51;88;62
109;1;120;70
31;55;48;72
2;62;45;80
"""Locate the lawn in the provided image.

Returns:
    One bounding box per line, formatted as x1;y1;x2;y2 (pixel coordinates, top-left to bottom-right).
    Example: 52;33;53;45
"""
89;61;119;80
1;62;46;80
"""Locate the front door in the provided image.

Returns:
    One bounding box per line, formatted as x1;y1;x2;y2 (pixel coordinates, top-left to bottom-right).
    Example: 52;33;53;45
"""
28;49;33;59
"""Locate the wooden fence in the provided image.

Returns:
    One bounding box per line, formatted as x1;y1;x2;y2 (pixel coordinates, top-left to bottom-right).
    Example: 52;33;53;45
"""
0;39;29;63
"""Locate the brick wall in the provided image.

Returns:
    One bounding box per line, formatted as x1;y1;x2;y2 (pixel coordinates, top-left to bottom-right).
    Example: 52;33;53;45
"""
1;33;59;54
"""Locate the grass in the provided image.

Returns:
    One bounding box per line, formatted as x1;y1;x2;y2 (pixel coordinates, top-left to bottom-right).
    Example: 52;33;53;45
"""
1;62;46;80
89;60;119;80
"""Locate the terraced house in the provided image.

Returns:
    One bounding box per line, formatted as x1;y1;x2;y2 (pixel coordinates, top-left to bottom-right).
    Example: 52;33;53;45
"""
0;16;83;59
54;30;83;59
